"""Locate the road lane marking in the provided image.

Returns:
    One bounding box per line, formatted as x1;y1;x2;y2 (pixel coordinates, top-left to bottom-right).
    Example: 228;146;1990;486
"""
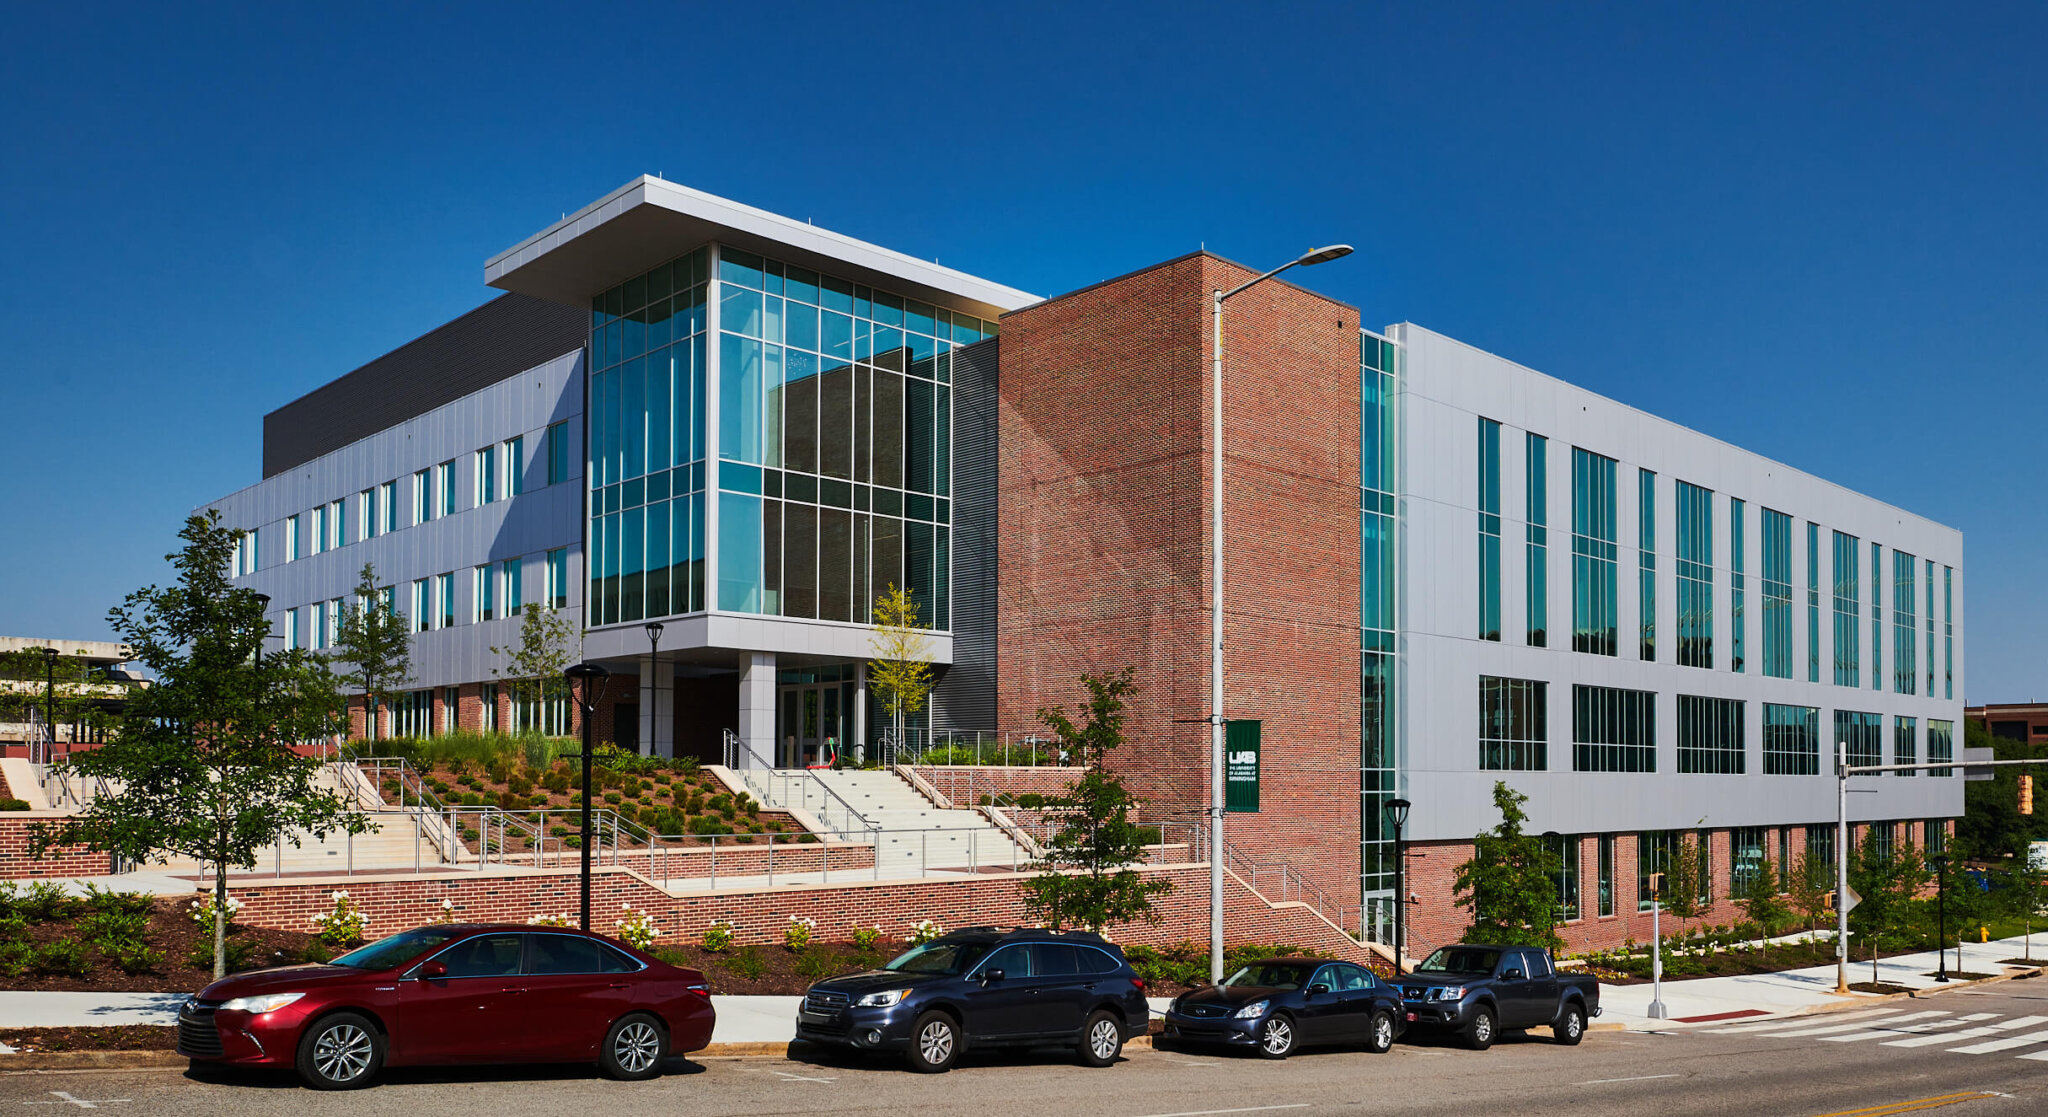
1129;1107;1312;1117
771;1071;838;1082
1950;1026;2048;1054
1703;1008;1906;1035
1807;1091;1997;1117
1578;1074;1681;1085
1820;1013;1995;1043
1766;1011;1950;1038
22;1096;130;1110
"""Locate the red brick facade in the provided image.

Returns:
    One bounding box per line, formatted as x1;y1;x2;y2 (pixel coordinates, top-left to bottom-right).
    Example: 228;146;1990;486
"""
0;817;114;878
997;253;1363;899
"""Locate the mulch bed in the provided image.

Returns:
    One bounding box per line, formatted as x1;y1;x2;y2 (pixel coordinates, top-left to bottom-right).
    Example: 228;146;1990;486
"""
1850;981;1913;994
4;896;324;994
0;1026;177;1053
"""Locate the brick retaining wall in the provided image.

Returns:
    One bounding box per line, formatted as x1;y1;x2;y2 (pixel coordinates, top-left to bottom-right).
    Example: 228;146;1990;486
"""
0;817;114;878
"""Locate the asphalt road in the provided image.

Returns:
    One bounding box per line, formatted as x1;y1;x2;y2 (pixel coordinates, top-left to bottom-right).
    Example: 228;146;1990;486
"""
7;987;2048;1117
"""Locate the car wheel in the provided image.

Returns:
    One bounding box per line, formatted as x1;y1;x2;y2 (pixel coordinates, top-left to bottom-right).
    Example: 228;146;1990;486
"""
1364;1010;1396;1054
1077;1010;1123;1067
904;1011;960;1073
295;1012;384;1090
1554;1003;1586;1046
1256;1014;1296;1059
599;1013;667;1080
1464;1006;1496;1052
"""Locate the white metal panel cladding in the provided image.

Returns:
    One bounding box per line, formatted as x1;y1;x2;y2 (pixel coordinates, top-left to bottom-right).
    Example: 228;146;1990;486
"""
1389;323;1963;843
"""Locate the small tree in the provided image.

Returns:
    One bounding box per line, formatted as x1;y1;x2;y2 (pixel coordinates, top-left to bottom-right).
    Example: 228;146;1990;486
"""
491;604;579;737
1661;830;1712;938
331;563;411;745
2000;856;2048;963
1018;669;1172;931
1731;856;1790;961
867;583;934;764
1451;782;1563;950
34;513;369;978
1849;829;1930;984
1787;850;1834;937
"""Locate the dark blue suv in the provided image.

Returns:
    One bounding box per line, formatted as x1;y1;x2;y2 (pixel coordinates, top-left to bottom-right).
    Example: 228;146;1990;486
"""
795;927;1150;1072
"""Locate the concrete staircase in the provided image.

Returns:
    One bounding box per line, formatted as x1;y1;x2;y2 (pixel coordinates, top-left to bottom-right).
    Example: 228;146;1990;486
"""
803;768;1031;874
150;813;452;876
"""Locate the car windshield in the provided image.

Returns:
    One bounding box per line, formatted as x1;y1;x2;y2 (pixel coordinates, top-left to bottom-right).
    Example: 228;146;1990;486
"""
883;940;992;976
1222;963;1315;990
329;928;467;971
1416;948;1501;975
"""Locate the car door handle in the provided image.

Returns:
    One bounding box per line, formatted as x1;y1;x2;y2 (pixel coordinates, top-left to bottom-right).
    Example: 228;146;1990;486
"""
608;983;630;990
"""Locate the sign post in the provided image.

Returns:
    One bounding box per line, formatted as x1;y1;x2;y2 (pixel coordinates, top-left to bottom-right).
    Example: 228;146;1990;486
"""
1225;720;1260;814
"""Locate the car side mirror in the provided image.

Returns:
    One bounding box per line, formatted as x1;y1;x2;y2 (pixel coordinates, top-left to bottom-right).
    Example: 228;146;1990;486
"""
981;969;1005;984
1501;968;1524;982
1307;983;1330;996
417;960;448;980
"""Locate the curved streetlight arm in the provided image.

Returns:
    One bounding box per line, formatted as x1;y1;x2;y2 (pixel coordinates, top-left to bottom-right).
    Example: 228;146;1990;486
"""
1218;245;1355;303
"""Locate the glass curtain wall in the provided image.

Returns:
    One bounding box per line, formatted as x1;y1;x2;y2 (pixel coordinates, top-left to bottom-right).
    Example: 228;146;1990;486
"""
1675;480;1714;668
1478;418;1501;641
1677;694;1744;774
1944;567;1954;699
1925;560;1935;696
1832;531;1861;686
1807;523;1821;683
1928;719;1954;777
1479;676;1546;771
1893;550;1917;694
1870;541;1883;692
1835;710;1881;768
1573;684;1655;772
1763;703;1819;775
1571;448;1618;656
1730;497;1746;672
1360;332;1401;941
1527;433;1548;646
1762;509;1793;678
1639;469;1656;661
1894;716;1917;776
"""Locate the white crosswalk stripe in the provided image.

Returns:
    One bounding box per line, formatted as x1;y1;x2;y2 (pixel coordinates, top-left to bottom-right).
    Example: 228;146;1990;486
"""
1765;1010;1952;1038
1701;1008;1906;1035
1947;1020;2048;1054
1698;1006;2048;1062
1820;1012;1998;1043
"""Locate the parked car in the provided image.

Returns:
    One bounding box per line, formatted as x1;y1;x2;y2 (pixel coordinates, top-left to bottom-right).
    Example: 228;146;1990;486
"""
177;924;716;1089
1394;944;1600;1050
795;926;1149;1072
1161;957;1403;1058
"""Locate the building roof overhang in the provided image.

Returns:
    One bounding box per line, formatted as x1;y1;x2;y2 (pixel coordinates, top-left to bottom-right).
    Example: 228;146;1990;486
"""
486;177;1039;319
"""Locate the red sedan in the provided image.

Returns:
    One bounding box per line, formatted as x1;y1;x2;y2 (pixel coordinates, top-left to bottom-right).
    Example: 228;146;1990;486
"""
177;924;715;1089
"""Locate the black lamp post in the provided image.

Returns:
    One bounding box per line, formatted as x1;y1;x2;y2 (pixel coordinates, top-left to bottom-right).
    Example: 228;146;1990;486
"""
643;622;664;759
564;662;611;932
1931;854;1950;983
1385;798;1412;975
36;647;57;759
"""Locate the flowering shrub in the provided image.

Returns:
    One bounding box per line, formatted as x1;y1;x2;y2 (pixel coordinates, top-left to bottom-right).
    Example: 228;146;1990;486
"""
311;891;368;947
784;914;817;951
616;904;659;950
908;919;943;945
702;919;735;952
432;898;456;925
851;925;884;951
527;913;573;927
187;894;242;929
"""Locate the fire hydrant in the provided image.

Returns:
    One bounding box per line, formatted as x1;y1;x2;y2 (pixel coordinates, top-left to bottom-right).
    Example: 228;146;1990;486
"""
1982;926;1990;943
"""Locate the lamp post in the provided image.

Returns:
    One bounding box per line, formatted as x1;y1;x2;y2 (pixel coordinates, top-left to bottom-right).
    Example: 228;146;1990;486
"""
36;647;57;762
1385;798;1411;974
1931;854;1950;983
643;622;664;758
1208;243;1354;985
564;662;611;931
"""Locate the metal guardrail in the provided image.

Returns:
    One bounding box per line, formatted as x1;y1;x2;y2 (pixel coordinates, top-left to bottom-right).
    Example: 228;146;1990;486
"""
719;729;881;841
882;729;1065;768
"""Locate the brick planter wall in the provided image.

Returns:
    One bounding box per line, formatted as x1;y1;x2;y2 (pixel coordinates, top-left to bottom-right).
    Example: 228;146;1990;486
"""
0;817;114;878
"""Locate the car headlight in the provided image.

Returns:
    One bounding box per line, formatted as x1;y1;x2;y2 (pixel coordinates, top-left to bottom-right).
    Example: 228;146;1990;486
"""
1233;999;1271;1019
855;989;912;1008
219;992;306;1015
1428;987;1465;1003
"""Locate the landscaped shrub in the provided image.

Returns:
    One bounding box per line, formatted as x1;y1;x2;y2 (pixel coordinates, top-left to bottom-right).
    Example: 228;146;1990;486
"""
109;943;165;975
80;885;153;917
701;920;735;952
21;882;76;922
784;915;817;951
311;891;369;948
615;904;659;950
0;798;30;811
185;936;258;971
722;945;767;980
32;938;89;977
795;948;841;980
0;940;32;976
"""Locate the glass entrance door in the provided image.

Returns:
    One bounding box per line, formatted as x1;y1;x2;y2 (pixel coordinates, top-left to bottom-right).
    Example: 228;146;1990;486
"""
778;682;846;767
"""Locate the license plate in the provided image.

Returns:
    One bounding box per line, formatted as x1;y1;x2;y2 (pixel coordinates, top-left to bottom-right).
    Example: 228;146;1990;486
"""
800;1012;834;1023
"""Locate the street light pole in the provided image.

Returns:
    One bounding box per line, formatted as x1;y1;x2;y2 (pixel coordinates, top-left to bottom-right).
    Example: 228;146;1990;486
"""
1208;244;1353;985
1932;854;1950;982
36;647;57;762
1837;739;1852;995
1386;799;1411;974
565;662;611;932
643;622;665;758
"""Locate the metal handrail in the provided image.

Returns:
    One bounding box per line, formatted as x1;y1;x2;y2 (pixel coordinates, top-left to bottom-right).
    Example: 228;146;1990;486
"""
720;729;881;841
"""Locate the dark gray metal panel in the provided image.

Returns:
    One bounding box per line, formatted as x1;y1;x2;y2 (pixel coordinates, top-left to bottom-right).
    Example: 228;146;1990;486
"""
933;337;999;731
262;293;587;478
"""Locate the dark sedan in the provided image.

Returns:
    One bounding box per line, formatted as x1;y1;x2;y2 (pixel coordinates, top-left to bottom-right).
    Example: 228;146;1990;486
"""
1161;957;1402;1058
177;924;716;1089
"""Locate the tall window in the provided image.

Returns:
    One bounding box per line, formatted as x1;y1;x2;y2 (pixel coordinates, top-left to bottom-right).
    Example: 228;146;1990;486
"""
1927;721;1954;778
1870;541;1882;692
1550;835;1580;922
1573;684;1655;772
1677;694;1744;774
1729;497;1746;673
502;558;523;616
1480;676;1547;770
380;480;397;535
1870;821;1895;863
546;548;569;610
505;435;525;497
1478;418;1502;642
1894;716;1917;777
1807;826;1836;887
476;446;497;505
327;598;342;647
1730;827;1767;895
1597;835;1615;917
1925;560;1936;697
1835;709;1881;768
1944;567;1954;698
1571;448;1619;656
1807;522;1821;682
474;565;495;622
437;460;456;516
1639;831;1677;911
1639;468;1656;661
1763;703;1819;775
285;607;300;650
415;469;433;524
1675;480;1714;668
480;683;498;732
1778;829;1792;890
1892;550;1917;694
284;515;299;563
1926;820;1947;856
547;421;570;486
309;505;325;555
329;499;344;549
411;579;429;633
1761;509;1793;678
437;572;455;629
359;488;375;540
1832;531;1861;686
1526;432;1548;647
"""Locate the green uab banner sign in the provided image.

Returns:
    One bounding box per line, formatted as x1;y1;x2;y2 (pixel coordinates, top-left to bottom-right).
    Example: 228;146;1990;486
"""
1225;719;1260;813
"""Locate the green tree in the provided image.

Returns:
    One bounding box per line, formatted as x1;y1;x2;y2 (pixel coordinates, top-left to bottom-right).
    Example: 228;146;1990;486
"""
1661;830;1713;934
1787;850;1834;936
491;604;579;736
867;583;934;763
32;513;369;978
1731;856;1790;961
1451;782;1563;950
1018;669;1172;931
1955;720;2048;860
1849;827;1930;984
1993;855;2048;962
330;563;412;745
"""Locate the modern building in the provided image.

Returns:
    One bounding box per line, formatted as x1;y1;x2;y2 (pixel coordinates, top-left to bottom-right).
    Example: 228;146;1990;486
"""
204;177;1965;952
0;637;141;756
1968;703;2048;745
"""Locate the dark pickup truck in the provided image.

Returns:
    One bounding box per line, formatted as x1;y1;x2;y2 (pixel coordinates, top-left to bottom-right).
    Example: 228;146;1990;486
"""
1395;944;1599;1050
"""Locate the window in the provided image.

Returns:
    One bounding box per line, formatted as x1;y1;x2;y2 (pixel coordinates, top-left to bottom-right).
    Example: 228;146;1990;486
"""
438;460;456;516
1730;827;1767;895
313;601;328;650
1527;432;1548;646
1928;719;1954;778
1675;480;1714;669
1832;531;1860;686
1730;497;1745;672
475;565;495;622
1480;676;1547;770
1573;684;1655;772
392;691;431;738
308;506;323;555
1677;694;1744;774
436;572;455;629
1870;541;1882;692
1926;820;1947;857
1925;560;1936;696
526;934;637;975
1807;522;1821;682
1943;567;1953;699
411;579;429;633
546;548;569;610
1869;821;1895;863
1571;448;1619;655
359;488;376;540
1835;710;1881;768
1763;703;1819;775
1778;829;1792;891
1550;834;1580;921
1895;716;1917;777
504;435;525;497
502;558;523;616
1807;826;1836;891
431;933;523;978
479;683;498;732
476;446;497;505
1639;831;1677;911
329;499;345;549
1597;835;1615;917
1032;943;1083;976
415;469;432;524
1893;550;1917;694
285;607;300;650
547;421;570;486
1478;418;1501;642
327;598;342;647
1762;509;1793;678
381;480;397;535
284;515;299;563
1639;468;1656;661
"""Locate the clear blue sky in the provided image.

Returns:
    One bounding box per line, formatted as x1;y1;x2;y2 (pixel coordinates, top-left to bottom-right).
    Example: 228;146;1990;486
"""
2;2;2040;703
